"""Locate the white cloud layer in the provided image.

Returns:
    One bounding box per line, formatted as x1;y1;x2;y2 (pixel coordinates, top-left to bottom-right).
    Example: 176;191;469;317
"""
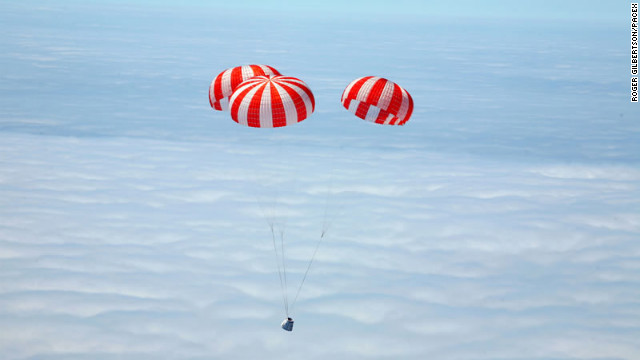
1;130;639;359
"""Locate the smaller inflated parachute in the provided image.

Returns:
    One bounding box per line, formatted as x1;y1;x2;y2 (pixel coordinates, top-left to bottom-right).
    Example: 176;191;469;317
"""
209;64;281;111
229;75;315;128
341;76;414;125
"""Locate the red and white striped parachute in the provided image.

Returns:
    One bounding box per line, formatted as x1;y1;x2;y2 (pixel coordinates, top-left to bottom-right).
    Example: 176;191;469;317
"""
209;64;281;111
229;75;315;128
341;76;414;125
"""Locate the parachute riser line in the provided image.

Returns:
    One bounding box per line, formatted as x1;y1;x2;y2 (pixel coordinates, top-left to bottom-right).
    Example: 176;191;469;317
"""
290;231;327;312
280;228;289;316
290;165;338;313
269;223;289;317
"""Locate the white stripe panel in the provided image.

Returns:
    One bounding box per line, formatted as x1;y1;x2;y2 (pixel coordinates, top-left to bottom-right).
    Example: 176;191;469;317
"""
259;82;273;128
347;99;360;115
220;68;234;100
209;80;216;106
233;82;263;127
341;77;360;103
240;65;255;80
218;97;229;111
282;80;313;119
258;65;275;75
279;77;306;89
376;80;395;111
396;87;411;121
382;112;395;125
364;105;381;123
273;82;298;126
356;77;380;102
228;80;248;107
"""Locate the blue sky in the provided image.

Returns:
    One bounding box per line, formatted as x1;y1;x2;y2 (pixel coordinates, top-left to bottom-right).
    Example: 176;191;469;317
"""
55;0;626;21
1;1;639;359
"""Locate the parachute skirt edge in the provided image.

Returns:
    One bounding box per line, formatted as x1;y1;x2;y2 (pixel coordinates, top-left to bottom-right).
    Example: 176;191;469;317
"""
344;99;406;125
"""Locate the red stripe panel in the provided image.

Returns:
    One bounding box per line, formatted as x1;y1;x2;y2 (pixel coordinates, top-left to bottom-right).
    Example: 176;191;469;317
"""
212;69;228;110
211;93;221;109
342;97;352;109
278;81;307;122
283;77;315;111
246;82;266;127
248;64;261;75
229;82;255;123
405;91;414;122
229;66;244;93
270;82;287;127
386;83;403;116
346;76;373;103
264;65;281;76
355;101;370;120
365;78;386;107
375;108;393;124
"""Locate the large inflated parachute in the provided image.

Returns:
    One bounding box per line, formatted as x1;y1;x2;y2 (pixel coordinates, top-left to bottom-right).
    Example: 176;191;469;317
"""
229;75;315;128
209;64;281;111
341;76;414;125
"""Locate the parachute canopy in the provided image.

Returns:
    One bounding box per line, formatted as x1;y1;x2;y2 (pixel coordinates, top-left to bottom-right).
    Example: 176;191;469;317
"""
229;75;315;128
209;64;281;111
341;76;414;125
